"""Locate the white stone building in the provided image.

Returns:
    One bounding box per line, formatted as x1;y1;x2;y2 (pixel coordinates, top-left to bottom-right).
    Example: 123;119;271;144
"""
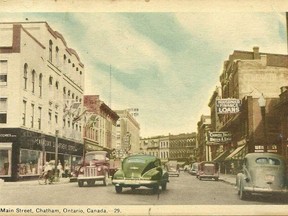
0;22;84;181
114;110;140;157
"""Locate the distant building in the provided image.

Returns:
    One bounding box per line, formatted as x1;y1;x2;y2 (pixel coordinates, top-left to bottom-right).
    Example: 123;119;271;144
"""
114;110;140;156
0;22;84;180
83;95;119;153
140;133;197;164
197;115;211;161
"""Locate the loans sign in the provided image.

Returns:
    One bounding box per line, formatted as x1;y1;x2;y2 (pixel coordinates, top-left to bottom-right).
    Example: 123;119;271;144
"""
216;98;241;114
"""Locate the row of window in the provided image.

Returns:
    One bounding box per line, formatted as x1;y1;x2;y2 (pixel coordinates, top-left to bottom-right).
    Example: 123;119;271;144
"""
49;40;83;77
160;151;169;159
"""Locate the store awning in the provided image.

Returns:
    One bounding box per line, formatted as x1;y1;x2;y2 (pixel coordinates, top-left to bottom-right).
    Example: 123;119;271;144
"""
225;145;246;161
213;150;231;162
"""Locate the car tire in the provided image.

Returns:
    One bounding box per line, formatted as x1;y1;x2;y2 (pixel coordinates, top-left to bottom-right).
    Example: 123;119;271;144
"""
115;186;122;193
239;183;249;200
87;180;95;186
161;182;167;191
214;177;218;181
152;185;159;194
78;180;84;187
103;172;109;186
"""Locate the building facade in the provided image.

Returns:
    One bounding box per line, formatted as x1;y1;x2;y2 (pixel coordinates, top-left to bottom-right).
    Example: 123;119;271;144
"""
210;47;288;173
83;95;119;154
196;115;211;161
114;110;140;157
0;22;85;180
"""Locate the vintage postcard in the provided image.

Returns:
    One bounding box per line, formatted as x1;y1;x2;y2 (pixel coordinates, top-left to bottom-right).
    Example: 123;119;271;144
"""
1;0;288;215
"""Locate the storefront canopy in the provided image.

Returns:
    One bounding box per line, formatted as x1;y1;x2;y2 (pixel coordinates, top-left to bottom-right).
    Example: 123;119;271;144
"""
213;150;231;162
225;145;246;161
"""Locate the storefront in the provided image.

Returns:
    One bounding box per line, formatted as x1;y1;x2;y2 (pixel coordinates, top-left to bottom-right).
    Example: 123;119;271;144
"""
0;128;83;181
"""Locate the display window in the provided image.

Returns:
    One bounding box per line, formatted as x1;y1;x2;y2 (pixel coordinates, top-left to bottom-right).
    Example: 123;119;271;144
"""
19;149;41;175
0;143;12;176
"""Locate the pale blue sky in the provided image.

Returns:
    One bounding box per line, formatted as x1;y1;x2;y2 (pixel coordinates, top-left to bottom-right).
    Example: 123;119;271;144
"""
0;12;287;137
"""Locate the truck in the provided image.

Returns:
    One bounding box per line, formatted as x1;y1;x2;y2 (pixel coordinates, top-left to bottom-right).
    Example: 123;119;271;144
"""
77;151;111;187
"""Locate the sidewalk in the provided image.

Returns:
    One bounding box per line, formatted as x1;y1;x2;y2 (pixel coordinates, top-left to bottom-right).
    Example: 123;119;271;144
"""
219;174;236;186
1;177;71;186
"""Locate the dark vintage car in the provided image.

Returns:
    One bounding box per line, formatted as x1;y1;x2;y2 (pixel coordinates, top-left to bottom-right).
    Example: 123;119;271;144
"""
112;154;169;193
236;153;288;200
77;151;110;187
197;161;219;181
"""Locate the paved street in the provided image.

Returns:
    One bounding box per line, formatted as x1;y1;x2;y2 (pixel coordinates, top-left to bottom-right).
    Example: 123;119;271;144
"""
1;172;287;205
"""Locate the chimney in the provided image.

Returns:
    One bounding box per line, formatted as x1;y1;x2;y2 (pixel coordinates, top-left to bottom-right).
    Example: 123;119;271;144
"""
253;46;260;59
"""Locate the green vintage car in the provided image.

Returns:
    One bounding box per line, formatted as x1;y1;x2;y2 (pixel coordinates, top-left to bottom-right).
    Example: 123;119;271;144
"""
112;154;169;193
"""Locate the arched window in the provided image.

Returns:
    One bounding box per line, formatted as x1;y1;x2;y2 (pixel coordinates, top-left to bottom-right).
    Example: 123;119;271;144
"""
55;46;59;66
63;87;66;95
23;63;28;90
76;96;79;102
72;93;75;99
63;55;67;72
49;40;53;62
67;90;71;97
49;76;53;85
31;70;35;93
39;73;43;97
55;81;59;90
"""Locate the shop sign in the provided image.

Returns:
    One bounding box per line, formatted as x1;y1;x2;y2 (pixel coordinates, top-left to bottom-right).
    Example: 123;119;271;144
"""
208;132;232;143
216;98;241;114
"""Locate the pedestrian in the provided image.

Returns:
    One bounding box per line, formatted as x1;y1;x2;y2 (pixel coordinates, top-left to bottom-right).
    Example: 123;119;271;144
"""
57;162;63;178
43;162;53;184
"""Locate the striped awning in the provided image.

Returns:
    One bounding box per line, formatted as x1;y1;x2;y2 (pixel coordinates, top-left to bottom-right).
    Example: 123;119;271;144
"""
225;145;246;160
213;150;231;162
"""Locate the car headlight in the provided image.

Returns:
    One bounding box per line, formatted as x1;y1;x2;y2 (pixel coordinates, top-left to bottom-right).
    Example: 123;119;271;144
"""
97;167;102;172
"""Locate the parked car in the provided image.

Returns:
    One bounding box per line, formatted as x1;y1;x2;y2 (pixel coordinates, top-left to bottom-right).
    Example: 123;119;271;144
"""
112;154;169;194
165;160;180;177
77;151;110;187
189;162;199;176
197;161;219;181
236;153;288;200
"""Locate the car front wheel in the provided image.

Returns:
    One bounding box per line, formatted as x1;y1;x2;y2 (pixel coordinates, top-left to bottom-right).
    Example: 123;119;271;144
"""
239;183;249;200
152;185;159;194
115;186;122;193
161;182;167;191
78;180;84;187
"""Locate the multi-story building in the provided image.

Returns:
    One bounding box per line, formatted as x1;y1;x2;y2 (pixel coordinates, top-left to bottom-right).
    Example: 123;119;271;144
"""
140;136;161;157
196;115;211;161
211;47;288;173
83;95;119;154
159;136;169;163
169;133;197;164
140;133;197;165
0;22;85;180
114;110;140;156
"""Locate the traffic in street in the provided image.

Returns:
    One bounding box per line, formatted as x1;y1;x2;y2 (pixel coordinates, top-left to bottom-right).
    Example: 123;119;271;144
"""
1;171;287;205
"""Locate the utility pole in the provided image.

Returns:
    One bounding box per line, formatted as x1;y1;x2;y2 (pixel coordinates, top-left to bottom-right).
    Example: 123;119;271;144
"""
286;12;288;53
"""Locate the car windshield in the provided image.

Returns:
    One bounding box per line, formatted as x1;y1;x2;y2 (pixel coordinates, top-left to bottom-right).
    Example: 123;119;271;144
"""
86;154;106;161
255;157;280;165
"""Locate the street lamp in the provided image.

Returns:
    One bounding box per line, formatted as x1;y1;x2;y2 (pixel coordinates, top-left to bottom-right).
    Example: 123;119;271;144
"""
258;93;267;152
55;128;59;177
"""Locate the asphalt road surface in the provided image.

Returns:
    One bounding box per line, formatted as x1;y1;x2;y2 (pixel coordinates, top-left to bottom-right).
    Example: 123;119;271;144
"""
1;172;288;205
